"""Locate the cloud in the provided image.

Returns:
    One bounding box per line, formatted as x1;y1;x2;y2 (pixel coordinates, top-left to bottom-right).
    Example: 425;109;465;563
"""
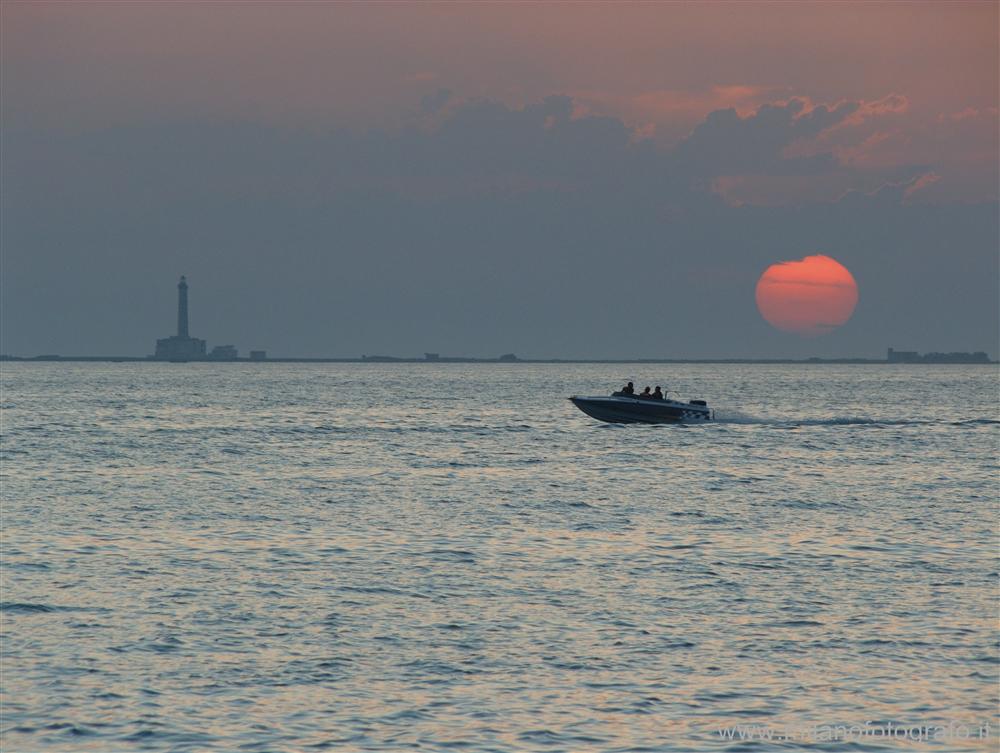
668;99;858;181
326;94;919;204
405;71;438;84
780;95;913;167
837;93;910;127
903;171;941;200
835;171;945;207
420;88;452;114
939;106;998;123
834;130;899;168
570;85;782;144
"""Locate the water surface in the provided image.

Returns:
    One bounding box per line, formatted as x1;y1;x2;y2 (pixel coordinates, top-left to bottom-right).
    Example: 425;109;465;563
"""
2;363;997;751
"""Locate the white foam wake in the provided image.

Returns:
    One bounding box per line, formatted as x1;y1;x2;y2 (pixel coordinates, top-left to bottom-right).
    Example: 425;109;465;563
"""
711;410;921;426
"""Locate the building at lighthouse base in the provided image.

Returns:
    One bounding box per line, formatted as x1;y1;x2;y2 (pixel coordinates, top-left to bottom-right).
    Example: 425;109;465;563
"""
154;335;207;361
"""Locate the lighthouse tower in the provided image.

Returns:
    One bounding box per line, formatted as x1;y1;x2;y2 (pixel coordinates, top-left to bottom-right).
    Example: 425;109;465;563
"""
177;276;189;338
153;276;206;360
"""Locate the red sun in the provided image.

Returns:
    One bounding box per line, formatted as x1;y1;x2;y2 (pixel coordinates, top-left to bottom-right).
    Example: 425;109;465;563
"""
755;254;858;336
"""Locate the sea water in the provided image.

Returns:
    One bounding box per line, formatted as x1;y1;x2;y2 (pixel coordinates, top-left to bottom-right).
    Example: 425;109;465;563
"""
1;362;997;752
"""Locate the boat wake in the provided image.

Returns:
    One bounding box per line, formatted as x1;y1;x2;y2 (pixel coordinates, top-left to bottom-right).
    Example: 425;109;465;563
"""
711;410;960;427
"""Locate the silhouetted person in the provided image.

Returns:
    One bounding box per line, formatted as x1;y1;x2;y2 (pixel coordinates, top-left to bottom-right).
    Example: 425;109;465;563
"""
618;381;635;396
640;386;652;399
652;386;664;400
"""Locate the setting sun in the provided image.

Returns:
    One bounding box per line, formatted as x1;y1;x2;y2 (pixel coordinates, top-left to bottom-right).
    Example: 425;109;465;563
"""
755;254;859;336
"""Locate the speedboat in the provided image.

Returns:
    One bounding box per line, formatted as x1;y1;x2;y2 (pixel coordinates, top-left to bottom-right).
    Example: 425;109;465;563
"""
569;392;712;424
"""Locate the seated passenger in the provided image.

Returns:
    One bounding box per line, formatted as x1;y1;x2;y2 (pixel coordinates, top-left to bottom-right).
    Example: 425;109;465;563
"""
617;381;635;396
639;386;653;399
652;386;664;400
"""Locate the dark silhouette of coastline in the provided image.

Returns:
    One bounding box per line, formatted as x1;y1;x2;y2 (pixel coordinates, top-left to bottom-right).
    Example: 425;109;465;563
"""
3;277;993;365
2;352;995;364
886;347;991;364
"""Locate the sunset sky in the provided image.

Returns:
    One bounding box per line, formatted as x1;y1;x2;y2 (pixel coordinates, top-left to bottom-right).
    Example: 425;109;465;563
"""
2;1;997;358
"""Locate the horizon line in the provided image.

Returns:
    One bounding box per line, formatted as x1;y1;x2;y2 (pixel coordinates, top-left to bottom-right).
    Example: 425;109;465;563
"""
2;354;995;365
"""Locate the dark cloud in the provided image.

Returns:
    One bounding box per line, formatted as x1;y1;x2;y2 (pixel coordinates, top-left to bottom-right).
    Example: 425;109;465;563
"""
672;99;857;177
1;96;996;359
420;88;453;114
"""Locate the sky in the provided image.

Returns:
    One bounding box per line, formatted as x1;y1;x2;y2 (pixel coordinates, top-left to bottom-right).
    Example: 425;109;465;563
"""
2;1;997;359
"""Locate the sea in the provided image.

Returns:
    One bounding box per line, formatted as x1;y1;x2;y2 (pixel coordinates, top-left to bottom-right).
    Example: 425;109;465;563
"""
1;362;997;752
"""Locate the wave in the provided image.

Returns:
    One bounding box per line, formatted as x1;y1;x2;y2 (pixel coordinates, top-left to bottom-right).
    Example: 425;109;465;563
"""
0;602;110;614
0;602;56;614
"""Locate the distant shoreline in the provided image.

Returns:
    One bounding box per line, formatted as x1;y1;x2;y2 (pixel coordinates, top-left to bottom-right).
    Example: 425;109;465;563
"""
2;355;996;365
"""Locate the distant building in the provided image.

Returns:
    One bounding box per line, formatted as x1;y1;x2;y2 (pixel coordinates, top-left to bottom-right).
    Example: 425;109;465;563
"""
887;348;919;363
154;276;207;360
888;347;990;364
920;351;990;363
209;345;238;360
249;350;267;361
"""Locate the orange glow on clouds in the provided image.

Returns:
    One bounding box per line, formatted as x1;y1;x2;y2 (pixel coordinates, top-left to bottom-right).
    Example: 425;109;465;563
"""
755;254;858;336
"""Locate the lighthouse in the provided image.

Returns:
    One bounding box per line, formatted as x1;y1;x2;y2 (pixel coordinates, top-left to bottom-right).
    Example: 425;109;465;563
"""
153;276;207;360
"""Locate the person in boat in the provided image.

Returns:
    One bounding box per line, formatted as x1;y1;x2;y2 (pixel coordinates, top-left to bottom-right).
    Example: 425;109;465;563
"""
652;386;664;400
639;386;653;399
615;381;635;396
